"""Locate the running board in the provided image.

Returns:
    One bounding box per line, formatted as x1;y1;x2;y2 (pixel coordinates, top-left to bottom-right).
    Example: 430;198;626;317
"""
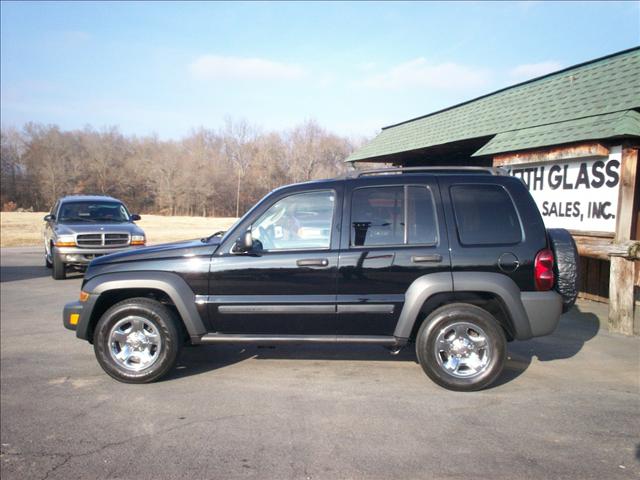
196;333;404;346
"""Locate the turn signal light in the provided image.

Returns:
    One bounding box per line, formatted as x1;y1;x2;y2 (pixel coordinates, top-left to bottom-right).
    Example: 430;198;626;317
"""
130;235;146;246
69;313;79;325
79;291;89;302
534;249;555;291
55;235;76;247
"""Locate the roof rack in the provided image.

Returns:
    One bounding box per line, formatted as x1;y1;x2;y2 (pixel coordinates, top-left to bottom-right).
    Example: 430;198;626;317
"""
347;166;509;178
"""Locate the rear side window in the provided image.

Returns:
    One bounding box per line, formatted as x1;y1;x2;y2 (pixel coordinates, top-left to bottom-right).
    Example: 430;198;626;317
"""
351;185;438;247
407;186;438;245
351;187;404;246
450;184;522;246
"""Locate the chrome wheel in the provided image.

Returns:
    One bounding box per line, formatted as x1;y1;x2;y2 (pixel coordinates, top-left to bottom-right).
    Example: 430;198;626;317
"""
434;321;491;378
108;316;162;372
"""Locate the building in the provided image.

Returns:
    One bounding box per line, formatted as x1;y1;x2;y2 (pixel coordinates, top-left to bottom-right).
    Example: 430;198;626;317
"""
347;47;640;335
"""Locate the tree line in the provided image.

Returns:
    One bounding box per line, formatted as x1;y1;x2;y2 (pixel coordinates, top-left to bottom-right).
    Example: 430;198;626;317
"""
0;119;364;217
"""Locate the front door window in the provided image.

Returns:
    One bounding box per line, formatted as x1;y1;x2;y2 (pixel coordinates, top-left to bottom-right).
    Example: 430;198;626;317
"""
251;190;335;251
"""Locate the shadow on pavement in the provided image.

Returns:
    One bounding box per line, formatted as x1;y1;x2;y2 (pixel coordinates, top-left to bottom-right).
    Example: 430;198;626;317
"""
0;265;51;283
494;304;600;387
166;343;417;381
167;304;600;386
0;265;84;283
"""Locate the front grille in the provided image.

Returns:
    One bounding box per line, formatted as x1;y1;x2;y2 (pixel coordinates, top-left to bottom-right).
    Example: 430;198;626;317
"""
105;233;130;246
76;234;102;247
76;233;130;248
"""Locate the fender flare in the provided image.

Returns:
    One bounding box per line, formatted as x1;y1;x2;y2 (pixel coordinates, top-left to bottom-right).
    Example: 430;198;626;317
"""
451;272;533;340
78;271;207;339
393;272;453;339
393;271;536;341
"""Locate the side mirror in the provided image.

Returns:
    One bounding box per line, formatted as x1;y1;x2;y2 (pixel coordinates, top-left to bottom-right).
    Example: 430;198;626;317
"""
234;230;253;253
44;214;55;222
130;214;141;221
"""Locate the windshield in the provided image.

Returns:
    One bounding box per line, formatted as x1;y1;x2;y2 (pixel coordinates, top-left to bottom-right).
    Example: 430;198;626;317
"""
57;201;131;224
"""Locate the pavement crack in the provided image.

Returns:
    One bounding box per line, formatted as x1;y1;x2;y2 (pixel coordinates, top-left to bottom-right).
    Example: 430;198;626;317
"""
40;455;72;480
2;413;255;479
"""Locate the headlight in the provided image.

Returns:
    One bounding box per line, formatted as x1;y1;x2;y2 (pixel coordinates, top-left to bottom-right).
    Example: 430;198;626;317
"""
55;235;76;247
131;235;146;246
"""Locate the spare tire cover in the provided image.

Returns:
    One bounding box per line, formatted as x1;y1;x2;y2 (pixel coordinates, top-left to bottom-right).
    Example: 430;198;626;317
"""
547;228;579;313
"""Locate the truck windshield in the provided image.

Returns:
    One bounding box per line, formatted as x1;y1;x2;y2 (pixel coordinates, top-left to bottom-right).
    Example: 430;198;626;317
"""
57;201;131;224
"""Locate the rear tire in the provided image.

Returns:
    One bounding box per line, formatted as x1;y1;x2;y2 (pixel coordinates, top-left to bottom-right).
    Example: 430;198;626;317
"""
416;303;506;392
93;298;181;383
51;247;66;279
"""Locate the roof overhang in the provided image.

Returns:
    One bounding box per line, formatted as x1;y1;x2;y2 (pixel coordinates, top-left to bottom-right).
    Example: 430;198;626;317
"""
472;110;640;157
346;48;640;165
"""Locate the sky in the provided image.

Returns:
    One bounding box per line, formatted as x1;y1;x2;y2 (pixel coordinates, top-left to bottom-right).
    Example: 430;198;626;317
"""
1;1;639;139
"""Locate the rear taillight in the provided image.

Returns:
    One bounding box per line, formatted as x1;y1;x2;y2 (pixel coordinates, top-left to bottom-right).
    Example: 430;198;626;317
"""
534;249;555;291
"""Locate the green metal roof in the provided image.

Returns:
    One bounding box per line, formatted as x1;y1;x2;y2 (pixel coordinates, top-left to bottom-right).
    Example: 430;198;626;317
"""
473;109;640;156
347;47;640;162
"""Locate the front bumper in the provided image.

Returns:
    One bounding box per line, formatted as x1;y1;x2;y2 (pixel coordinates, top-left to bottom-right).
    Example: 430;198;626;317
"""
63;301;83;331
54;245;142;265
63;292;99;340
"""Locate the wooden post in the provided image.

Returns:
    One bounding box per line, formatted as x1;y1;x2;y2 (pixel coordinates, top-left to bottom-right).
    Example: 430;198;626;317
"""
608;146;638;335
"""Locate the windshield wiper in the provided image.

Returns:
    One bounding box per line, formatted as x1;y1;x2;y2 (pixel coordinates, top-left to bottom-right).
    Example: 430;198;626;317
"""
201;231;226;243
92;217;126;222
62;217;95;223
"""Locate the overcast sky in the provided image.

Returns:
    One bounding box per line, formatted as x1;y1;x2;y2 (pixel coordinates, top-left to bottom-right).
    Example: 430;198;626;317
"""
1;1;639;139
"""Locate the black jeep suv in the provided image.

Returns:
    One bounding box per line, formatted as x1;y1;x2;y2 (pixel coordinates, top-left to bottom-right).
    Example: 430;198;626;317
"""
63;167;578;391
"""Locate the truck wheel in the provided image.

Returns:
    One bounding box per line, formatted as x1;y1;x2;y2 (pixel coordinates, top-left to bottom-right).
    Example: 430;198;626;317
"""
51;247;66;279
547;228;579;313
416;303;506;392
93;298;181;383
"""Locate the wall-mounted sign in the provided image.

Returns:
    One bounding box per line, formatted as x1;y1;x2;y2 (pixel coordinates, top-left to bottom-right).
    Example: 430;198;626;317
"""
507;146;621;233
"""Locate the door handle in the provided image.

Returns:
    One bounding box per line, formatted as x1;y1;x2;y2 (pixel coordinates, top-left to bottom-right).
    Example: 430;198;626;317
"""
296;258;329;267
411;254;442;263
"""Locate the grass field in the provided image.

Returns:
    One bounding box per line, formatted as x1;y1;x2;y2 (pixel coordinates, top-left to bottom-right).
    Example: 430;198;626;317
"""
0;212;238;247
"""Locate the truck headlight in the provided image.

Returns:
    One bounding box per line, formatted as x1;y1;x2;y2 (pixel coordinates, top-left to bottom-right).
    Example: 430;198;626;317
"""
55;235;76;247
131;235;146;246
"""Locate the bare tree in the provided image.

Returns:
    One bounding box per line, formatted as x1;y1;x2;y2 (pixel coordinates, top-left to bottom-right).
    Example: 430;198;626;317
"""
221;118;256;217
81;126;129;196
1;120;363;216
286;119;351;182
0;127;25;206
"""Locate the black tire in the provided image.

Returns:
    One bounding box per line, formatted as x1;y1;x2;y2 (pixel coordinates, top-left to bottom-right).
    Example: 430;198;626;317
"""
416;303;506;392
93;297;181;383
547;228;579;313
51;247;66;279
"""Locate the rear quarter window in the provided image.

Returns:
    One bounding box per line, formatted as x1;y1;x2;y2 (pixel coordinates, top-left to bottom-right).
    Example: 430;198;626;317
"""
450;184;522;246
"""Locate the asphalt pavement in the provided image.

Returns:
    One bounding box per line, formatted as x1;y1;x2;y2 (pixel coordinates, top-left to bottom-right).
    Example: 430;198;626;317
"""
1;247;639;479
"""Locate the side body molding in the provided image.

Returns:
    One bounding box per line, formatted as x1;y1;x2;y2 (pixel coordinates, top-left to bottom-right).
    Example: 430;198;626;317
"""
451;272;534;340
393;272;454;339
80;271;207;339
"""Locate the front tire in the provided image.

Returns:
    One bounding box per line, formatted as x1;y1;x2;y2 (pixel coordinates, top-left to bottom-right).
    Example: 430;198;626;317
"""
51;246;66;279
93;298;181;383
416;303;506;392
